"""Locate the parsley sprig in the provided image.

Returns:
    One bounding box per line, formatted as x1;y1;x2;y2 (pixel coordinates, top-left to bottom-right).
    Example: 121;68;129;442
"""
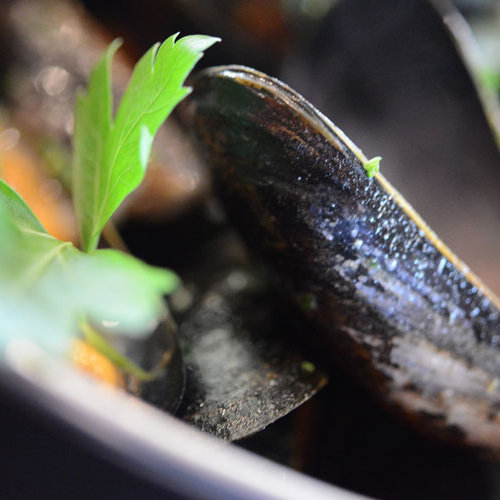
0;34;219;359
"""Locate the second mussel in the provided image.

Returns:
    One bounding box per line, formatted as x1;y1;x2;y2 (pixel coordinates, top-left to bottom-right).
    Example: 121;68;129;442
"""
185;65;500;453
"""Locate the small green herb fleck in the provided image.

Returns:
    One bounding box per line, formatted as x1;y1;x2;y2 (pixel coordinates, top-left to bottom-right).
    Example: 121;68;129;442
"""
478;67;500;93
298;292;317;312
301;360;316;373
363;156;381;178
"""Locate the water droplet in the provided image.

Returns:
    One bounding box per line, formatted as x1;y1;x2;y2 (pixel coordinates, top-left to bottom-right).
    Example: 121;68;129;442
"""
226;271;249;291
353;239;363;250
386;258;397;272
437;257;446;275
449;309;462;323
322;229;334;241
470;307;480;318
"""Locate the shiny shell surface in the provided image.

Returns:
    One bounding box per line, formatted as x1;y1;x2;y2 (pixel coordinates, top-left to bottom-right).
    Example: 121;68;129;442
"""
186;65;500;451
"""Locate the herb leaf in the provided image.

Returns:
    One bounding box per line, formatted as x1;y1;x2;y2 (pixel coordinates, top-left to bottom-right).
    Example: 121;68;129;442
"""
72;40;120;253
0;179;47;232
73;34;220;252
363;156;382;178
0;181;179;353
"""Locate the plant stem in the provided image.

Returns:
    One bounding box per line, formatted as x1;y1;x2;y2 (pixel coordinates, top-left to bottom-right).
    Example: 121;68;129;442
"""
101;220;130;253
80;319;162;382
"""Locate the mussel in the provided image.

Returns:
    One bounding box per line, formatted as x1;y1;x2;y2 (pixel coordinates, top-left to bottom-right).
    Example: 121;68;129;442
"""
186;65;500;452
172;217;327;440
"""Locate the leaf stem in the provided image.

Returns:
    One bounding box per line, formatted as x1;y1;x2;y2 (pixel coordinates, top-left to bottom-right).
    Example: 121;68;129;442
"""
101;220;130;253
79;319;162;382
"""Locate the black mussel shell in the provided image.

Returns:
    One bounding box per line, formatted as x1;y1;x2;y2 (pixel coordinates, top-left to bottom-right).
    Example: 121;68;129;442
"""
185;65;500;452
121;203;327;441
282;0;500;292
156;205;327;441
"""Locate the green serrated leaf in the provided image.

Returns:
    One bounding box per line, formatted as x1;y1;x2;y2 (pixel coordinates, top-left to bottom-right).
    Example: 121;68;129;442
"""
363;156;382;178
72;39;121;253
73;34;220;253
0;184;179;354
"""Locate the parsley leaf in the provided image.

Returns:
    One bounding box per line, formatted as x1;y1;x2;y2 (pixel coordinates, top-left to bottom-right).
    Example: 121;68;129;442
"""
363;156;382;178
73;34;220;252
0;179;178;354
